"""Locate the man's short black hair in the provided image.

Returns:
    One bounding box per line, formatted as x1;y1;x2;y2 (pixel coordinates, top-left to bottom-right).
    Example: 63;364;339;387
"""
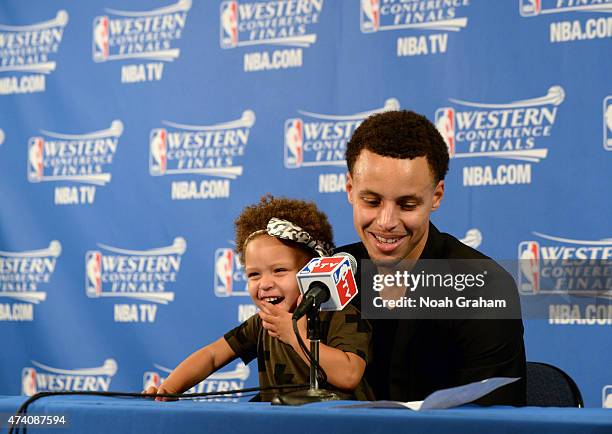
346;110;449;183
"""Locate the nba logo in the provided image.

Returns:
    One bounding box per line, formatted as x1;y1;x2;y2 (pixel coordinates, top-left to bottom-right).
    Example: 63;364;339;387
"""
143;372;161;390
220;1;238;48
519;0;541;16
435;108;456;158
22;368;37;396
215;248;235;296
92;16;110;62
149;129;167;176
284;118;303;168
603;385;612;408
86;251;102;297
604;96;612;151
360;0;380;33
27;137;44;182
299;258;318;274
518;241;540;294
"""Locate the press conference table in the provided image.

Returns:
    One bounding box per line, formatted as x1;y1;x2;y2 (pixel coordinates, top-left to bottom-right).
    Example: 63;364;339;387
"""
1;395;610;434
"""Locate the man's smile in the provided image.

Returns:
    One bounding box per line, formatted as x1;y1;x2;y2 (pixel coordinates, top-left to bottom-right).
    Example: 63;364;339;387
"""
368;231;407;252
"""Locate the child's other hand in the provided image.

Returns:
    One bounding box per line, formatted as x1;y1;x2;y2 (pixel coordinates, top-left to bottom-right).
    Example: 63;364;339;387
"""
259;301;306;348
143;384;178;402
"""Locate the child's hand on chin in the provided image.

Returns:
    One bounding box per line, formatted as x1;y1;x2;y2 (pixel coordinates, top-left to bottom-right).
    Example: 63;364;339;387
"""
259;299;307;348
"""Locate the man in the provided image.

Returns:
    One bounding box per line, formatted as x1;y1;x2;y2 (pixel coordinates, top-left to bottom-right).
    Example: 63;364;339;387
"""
340;110;526;405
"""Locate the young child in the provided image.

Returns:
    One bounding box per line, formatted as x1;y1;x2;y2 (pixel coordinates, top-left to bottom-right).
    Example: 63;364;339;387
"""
145;195;373;402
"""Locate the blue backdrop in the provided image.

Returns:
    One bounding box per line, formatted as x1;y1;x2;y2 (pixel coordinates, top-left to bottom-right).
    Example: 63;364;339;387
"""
0;0;610;407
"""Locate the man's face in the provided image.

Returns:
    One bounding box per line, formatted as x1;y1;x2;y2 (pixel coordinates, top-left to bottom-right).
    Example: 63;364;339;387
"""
244;235;309;313
346;149;444;266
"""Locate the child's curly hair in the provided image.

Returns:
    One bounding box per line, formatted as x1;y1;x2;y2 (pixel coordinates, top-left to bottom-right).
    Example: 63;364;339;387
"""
234;194;334;264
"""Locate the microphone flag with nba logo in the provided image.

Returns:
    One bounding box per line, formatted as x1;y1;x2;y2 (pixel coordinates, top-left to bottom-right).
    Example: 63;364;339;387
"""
293;253;358;320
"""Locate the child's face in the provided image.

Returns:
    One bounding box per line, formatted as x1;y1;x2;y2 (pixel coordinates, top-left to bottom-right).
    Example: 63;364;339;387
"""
244;235;310;313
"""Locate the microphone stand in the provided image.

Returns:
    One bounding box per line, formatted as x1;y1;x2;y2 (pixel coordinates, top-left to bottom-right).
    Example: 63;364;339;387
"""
272;309;348;405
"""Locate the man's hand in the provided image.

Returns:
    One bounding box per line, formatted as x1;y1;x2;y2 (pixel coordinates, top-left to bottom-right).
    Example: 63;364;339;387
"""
258;300;307;349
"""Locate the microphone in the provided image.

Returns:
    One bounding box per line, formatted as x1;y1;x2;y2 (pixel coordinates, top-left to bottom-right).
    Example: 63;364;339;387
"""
293;253;358;320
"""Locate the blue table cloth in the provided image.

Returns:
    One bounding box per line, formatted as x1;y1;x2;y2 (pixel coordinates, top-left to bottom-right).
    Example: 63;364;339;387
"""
1;395;611;434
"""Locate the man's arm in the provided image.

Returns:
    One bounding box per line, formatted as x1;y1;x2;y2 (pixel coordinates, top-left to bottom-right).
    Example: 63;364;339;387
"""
451;318;526;406
449;252;527;406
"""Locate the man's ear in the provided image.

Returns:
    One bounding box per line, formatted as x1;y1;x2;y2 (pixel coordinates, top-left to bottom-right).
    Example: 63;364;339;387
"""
431;180;444;211
346;171;354;204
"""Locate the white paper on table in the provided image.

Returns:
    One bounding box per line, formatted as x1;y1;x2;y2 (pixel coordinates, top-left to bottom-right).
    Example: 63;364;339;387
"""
340;377;520;410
